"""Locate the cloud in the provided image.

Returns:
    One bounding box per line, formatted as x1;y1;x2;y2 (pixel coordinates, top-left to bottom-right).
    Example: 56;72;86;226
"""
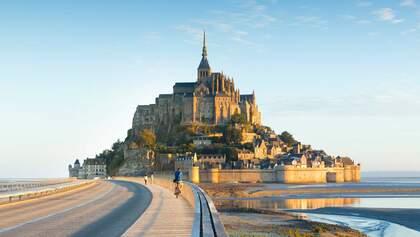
401;28;417;35
294;16;328;29
401;0;416;7
175;0;277;48
339;14;371;24
373;8;404;24
356;1;373;7
267;83;420;118
174;25;202;41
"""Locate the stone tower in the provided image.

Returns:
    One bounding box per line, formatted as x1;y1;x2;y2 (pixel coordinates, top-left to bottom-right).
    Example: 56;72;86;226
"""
197;31;211;81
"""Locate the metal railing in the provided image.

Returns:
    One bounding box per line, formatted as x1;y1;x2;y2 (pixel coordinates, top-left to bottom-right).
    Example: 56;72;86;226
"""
189;183;228;237
148;177;228;237
0;178;76;193
0;180;93;204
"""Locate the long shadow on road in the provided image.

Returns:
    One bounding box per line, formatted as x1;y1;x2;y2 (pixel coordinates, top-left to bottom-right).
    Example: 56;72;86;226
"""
71;180;152;237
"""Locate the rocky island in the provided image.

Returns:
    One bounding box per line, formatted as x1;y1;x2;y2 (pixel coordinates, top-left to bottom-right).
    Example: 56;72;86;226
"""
69;33;360;185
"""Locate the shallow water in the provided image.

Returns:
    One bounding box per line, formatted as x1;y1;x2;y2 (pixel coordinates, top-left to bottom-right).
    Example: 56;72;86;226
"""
215;176;420;236
301;213;420;237
215;195;420;210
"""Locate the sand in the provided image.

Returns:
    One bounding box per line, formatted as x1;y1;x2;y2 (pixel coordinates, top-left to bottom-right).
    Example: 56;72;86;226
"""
289;207;420;232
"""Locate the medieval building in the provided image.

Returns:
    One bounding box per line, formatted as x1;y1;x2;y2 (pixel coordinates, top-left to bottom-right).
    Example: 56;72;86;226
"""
131;32;261;132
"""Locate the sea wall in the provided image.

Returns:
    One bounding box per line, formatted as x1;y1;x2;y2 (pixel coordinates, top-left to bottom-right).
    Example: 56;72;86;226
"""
196;165;360;184
276;166;327;184
199;168;275;183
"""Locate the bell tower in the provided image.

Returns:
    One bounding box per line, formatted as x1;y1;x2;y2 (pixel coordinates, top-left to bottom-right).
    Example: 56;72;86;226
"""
197;31;211;81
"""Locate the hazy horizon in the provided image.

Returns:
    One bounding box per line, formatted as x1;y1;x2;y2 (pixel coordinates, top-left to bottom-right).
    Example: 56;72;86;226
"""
1;0;419;178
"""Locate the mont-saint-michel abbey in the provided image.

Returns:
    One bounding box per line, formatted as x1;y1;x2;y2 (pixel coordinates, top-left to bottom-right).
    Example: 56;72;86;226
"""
7;2;419;236
132;32;261;132
70;33;360;184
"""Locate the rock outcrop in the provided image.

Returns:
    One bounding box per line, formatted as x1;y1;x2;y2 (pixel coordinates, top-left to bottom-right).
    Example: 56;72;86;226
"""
118;147;154;176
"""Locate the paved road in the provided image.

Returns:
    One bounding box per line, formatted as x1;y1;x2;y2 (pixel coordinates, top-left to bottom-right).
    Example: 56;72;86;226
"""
0;180;152;237
122;181;194;237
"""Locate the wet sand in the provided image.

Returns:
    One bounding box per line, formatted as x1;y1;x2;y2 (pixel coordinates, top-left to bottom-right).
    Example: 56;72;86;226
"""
290;207;420;231
200;183;420;198
219;208;367;237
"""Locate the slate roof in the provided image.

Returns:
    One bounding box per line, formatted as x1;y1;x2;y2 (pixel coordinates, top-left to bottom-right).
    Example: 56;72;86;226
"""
84;158;106;166
159;94;172;98
241;94;255;103
337;156;354;166
198;57;210;69
173;82;196;89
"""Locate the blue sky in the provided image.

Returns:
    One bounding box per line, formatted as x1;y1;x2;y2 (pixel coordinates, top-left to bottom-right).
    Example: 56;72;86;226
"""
0;0;419;178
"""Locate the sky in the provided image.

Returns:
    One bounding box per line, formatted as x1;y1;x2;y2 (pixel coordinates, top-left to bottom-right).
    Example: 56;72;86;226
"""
0;0;419;178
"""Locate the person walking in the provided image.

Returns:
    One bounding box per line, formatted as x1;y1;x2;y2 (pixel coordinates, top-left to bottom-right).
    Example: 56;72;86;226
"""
144;174;148;185
150;172;154;184
174;168;182;198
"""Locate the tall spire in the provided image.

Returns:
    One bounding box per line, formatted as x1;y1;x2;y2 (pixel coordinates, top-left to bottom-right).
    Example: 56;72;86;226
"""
202;30;208;58
198;30;210;71
197;30;211;81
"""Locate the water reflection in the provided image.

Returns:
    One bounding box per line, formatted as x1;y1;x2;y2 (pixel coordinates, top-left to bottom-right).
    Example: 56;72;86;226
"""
215;197;360;210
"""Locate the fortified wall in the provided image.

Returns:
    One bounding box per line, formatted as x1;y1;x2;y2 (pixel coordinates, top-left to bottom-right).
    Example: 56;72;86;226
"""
190;165;360;184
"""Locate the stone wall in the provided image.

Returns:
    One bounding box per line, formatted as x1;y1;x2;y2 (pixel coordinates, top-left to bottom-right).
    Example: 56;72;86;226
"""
196;165;360;184
276;166;327;184
199;168;275;183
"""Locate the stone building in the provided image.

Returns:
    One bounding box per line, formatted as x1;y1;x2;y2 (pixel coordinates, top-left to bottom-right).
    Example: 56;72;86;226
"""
197;154;226;169
254;139;268;159
68;159;81;178
130;32;261;134
174;153;198;173
192;136;213;147
68;158;106;179
83;158;107;179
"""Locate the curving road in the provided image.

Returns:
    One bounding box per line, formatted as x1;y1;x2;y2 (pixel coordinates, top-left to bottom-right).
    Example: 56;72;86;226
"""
0;180;152;237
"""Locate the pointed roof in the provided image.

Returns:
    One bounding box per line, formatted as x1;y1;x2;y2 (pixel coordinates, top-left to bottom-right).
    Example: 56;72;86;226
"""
198;31;210;70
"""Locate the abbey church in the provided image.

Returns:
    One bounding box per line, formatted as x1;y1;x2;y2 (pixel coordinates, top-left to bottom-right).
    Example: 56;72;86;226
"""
132;32;261;132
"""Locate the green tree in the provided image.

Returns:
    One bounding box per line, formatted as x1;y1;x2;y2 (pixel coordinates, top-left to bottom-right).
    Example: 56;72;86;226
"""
223;124;242;145
137;129;156;148
230;113;247;124
224;147;238;162
96;140;124;176
279;131;297;146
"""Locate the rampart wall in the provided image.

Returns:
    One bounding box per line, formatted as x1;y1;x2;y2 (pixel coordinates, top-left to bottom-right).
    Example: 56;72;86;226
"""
195;165;360;184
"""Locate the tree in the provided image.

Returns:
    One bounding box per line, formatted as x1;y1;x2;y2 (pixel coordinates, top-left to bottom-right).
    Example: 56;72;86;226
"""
137;129;157;148
230;113;247;124
223;124;242;145
279;131;297;146
224;147;238;162
95;140;124;176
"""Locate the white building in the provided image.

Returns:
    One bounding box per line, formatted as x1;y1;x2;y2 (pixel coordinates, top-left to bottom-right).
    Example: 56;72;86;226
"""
68;158;107;179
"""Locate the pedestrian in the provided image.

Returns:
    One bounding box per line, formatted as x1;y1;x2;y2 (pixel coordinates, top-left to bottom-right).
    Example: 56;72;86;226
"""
150;172;154;184
144;174;148;185
174;168;183;198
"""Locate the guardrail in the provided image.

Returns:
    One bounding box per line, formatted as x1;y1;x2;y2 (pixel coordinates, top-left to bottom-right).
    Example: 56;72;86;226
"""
0;178;77;193
0;180;94;204
120;176;227;237
190;183;228;237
